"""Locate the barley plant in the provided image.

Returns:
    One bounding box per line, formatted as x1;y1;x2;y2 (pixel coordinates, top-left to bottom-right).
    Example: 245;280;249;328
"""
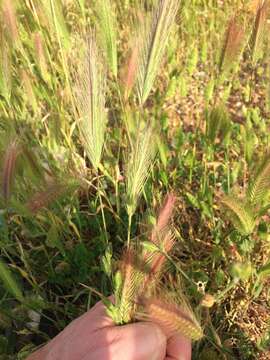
1;0;270;359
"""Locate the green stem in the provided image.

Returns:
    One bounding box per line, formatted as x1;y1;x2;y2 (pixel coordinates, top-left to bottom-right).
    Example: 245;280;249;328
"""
97;175;108;245
226;145;230;192
216;278;239;303
163;252;197;287
127;212;132;247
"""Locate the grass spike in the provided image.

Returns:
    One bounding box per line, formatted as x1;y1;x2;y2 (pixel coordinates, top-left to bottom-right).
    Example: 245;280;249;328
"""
95;0;118;77
117;249;145;324
1;0;18;44
221;195;255;235
138;297;203;341
123;44;139;101
151;192;176;244
135;0;179;105
247;156;270;205
27;181;71;214
250;0;269;63
1;140;20;202
74;34;107;171
206;104;231;145
219;16;245;73
33;32;49;81
144;229;175;288
0;24;11;101
126;125;157;217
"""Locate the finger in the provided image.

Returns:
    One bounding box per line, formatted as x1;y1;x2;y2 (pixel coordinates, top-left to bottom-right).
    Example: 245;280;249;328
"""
103;322;167;360
166;334;192;360
72;298;115;331
27;300;114;360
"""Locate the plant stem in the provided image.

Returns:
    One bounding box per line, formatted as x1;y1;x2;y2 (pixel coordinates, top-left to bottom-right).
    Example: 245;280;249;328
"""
97;175;108;245
163;252;197;287
127;212;133;247
216;278;239;303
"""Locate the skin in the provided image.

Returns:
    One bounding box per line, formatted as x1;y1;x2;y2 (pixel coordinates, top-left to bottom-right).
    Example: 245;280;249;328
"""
27;300;191;360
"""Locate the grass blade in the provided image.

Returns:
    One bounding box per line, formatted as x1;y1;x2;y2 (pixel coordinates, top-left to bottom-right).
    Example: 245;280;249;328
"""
0;259;24;302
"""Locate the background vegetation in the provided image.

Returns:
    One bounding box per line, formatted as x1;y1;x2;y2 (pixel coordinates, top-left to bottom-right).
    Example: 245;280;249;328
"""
0;0;270;358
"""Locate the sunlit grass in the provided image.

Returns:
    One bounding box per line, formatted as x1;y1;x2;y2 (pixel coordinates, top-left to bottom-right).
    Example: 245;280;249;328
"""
0;0;270;359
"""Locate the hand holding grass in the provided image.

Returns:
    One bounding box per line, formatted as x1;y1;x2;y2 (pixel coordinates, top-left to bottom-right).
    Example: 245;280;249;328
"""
27;299;191;360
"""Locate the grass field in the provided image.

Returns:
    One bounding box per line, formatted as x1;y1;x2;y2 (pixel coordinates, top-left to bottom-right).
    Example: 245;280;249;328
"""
1;0;270;359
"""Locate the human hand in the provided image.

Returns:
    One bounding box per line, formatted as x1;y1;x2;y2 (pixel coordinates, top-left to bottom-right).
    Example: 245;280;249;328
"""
27;299;191;360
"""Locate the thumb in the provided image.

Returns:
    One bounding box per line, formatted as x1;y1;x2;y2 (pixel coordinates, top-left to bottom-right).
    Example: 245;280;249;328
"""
166;334;192;360
109;322;167;360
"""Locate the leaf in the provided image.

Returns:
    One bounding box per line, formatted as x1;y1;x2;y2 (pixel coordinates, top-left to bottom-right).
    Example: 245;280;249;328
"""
141;241;160;253
186;192;200;209
101;244;113;277
157;137;168;168
257;261;270;279
0;259;24;302
46;223;65;257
